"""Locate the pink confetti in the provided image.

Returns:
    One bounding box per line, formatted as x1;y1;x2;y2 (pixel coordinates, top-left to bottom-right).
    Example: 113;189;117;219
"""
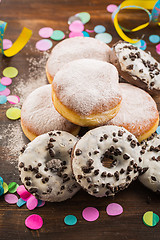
7;95;20;104
107;4;118;13
4;193;18;204
3;39;13;50
69;32;84;38
86;29;95;33
106;203;123;216
38;200;45;208
39;27;53;38
25;214;43;230
69;20;84;32
82;207;99;222
1;77;12;86
26;195;38;210
0;88;10;96
156;43;160;55
17;185;31;201
36;39;53;51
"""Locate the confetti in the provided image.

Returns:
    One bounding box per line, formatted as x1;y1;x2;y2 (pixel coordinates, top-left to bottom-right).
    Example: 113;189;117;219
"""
82;207;99;222
0;83;6;91
39;27;53;38
69;32;84;38
149;35;160;43
0;177;3;184
4;193;18;204
156;43;160;54
107;4;118;13
3;39;12;50
36;39;53;51
132;39;141;48
106;203;123;216
76;12;90;24
1;77;12;86
26;195;38;210
156;126;160;134
3;182;8;194
86;29;95;33
0;178;4;196
143;211;159;227
94;25;106;33
64;215;77;226
3;67;18;78
25;214;43;230
6;107;21;120
69;20;84;32
140;40;147;50
95;33;112;43
68;15;82;25
51;30;65;41
7;95;20;104
17;185;31;201
37;199;45;208
17;198;26;207
0;95;7;104
0;88;10;96
8;182;19;193
82;31;90;37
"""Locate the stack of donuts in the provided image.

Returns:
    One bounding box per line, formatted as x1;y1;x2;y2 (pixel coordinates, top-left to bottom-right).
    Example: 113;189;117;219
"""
19;37;160;202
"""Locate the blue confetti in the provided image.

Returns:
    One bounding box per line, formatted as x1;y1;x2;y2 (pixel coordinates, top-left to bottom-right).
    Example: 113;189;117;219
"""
156;126;160;135
17;198;26;207
82;31;90;37
0;95;7;104
94;25;106;33
0;83;6;92
64;215;77;226
149;35;160;44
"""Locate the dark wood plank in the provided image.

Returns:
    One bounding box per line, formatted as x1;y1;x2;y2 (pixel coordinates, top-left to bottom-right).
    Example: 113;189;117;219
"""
0;0;160;239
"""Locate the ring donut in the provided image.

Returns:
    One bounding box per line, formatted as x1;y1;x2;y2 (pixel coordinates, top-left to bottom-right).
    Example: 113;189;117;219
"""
72;126;145;197
19;130;80;202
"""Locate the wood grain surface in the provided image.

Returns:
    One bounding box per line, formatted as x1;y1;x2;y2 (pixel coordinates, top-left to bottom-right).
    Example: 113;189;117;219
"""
0;0;160;239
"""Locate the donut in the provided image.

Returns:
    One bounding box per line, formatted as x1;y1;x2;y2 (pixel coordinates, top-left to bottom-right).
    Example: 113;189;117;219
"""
46;37;111;83
21;84;80;141
72;126;145;197
18;130;81;202
106;83;159;142
139;133;160;193
110;41;160;94
52;59;122;127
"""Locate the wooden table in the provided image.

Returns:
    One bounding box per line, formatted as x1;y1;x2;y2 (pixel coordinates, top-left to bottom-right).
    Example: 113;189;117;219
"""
0;0;160;239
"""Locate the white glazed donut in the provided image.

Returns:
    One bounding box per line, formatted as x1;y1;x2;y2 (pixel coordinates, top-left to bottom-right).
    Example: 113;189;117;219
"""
72;126;145;197
139;133;160;192
19;130;81;202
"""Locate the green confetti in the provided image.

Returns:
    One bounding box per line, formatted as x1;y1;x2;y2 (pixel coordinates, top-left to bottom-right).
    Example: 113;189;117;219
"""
8;182;19;193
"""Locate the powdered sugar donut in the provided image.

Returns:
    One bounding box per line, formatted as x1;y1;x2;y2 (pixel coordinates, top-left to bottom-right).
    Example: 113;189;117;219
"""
21;84;80;141
72;126;145;197
52;59;122;127
110;41;160;94
107;83;159;142
46;37;111;83
19;130;80;202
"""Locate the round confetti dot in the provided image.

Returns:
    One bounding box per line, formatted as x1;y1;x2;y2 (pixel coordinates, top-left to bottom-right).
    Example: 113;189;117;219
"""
4;193;18;204
0;95;7;104
69;20;84;32
76;12;90;24
106;203;123;216
0;83;6;91
95;33;112;43
69;32;84;38
149;35;160;44
143;211;159;227
39;27;53;38
3;67;18;78
51;30;65;41
3;182;8;194
8;182;19;193
37;199;45;208
82;31;90;37
156;126;160;134
6;107;21;120
17;198;26;207
0;88;10;96
94;25;106;33
1;77;12;86
132;40;141;48
0;176;3;184
25;214;43;230
68;15;82;25
107;4;118;13
82;207;99;222
17;185;31;201
7;95;20;104
36;39;53;51
26;195;38;210
64;215;77;226
156;43;160;52
0;186;4;196
140;40;147;50
3;39;12;50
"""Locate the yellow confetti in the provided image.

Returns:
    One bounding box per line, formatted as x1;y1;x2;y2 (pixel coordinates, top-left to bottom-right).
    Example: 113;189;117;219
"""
6;107;21;120
3;182;8;194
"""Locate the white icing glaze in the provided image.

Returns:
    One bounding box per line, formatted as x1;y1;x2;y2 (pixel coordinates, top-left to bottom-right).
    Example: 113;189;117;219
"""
21;84;78;136
52;59;121;115
47;37;111;77
139;134;160;192
19;131;80;202
72;126;143;197
114;42;160;90
107;83;159;138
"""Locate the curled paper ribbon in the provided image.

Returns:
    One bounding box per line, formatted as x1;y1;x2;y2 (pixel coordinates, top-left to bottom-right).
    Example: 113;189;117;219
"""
0;21;32;57
112;0;160;43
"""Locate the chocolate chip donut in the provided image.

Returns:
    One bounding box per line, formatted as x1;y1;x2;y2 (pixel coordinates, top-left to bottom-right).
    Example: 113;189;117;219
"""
139;133;160;192
110;41;160;94
19;131;80;202
72;126;144;197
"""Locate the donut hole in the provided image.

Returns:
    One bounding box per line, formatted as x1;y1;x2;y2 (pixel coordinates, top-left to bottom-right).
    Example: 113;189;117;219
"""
101;147;121;169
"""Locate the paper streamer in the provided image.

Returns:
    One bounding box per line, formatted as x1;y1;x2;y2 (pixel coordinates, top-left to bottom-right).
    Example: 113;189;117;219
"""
0;21;32;57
